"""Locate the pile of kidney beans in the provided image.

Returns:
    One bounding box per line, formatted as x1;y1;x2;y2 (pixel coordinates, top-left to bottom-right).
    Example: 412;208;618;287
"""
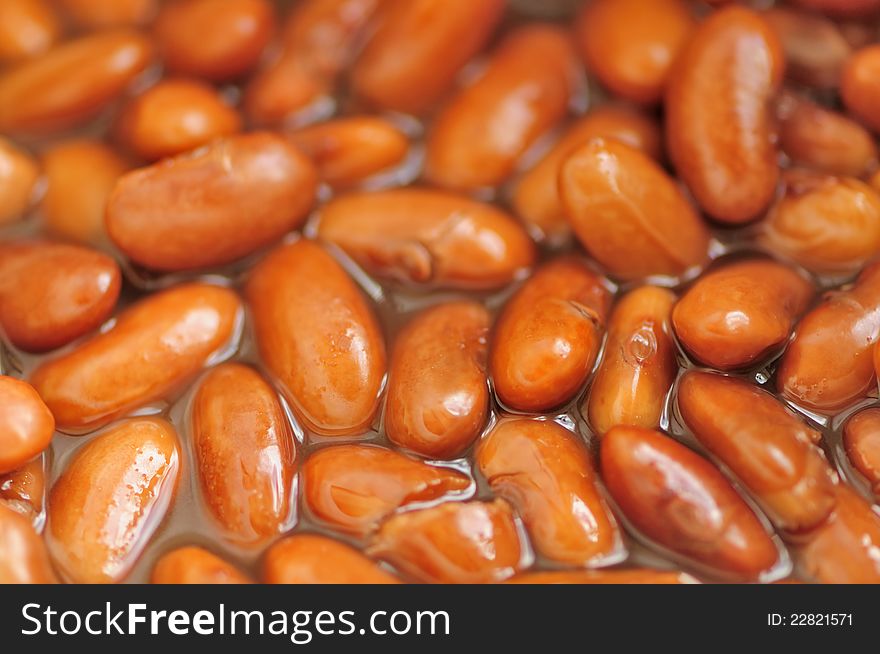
2;0;880;585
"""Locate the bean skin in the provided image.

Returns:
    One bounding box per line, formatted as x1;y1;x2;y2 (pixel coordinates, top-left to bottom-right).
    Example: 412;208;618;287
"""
672;259;814;371
677;371;837;534
56;0;156;28
151;546;251;584
587;286;677;436
601;426;780;580
106;132;318;271
424;25;579;192
368;499;525;584
30;283;242;432
47;418;180;584
0;137;40;226
665;6;783;224
559;138;710;280
303;444;471;535
352;0;505;115
0;377;54;476
788;0;880;17
842;45;880;134
385;301;490;459
245;240;386;437
0;503;57;584
317;189;536;290
191;363;296;545
0;455;46;524
843;407;880;495
575;0;695;105
0;29;153;135
777;261;880;412
0;0;61;65
477;419;623;567
490;258;611;413
0;241;121;353
263;534;400;584
506;569;698;584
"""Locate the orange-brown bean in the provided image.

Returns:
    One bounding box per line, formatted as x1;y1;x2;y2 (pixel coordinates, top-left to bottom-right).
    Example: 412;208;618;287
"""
490;258;610;412
666;6;783;224
303;444;470;535
368;499;524;584
287;116;409;188
777;262;880;412
47;418;179;583
41;139;130;245
151;546;251;584
777;93;877;177
0;377;54;475
764;8;852;89
191;363;296;545
317;189;536;289
0;455;46;524
788;0;880;17
351;0;505;115
106;132;317;271
424;25;578;192
678;371;837;533
587;286;677;435
154;0;274;81
263;534;399;584
30;283;241;432
511;105;662;242
477;419;623;566
672;259;814;370
0;503;56;583
56;0;156;27
385;302;489;459
0;137;40;226
842;45;880;134
601;426;780;580
0;241;121;353
760;170;880;274
115;78;242;161
506;569;697;584
843;407;880;495
575;0;695;105
0;29;153;134
245;240;386;436
559;138;709;279
0;0;60;64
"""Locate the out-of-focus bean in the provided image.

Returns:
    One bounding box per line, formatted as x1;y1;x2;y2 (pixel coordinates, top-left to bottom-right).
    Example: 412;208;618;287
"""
490;258;610;412
384;302;489;459
0;377;54;476
47;418;180;584
788;0;880;17
30;283;242;432
368;499;525;584
352;0;505;115
154;0;274;81
0;0;60;64
601;426;780;580
506;569;697;584
843;407;880;494
575;0;695;105
559;138;709;279
0;241;121;353
263;534;400;584
678;371;837;533
666;6;783;224
672;259;814;370
191;363;296;545
511;105;662;242
477;419;623;566
115;78;242;161
842;44;880;133
56;0;157;28
587;286;677;436
0;138;40;226
303;444;470;535
0;29;153;135
424;25;578;192
41;139;129;245
0;503;56;584
106;132;317;271
0;455;45;524
245;240;386;436
287;116;409;189
317;189;536;290
151;546;251;584
777;262;880;412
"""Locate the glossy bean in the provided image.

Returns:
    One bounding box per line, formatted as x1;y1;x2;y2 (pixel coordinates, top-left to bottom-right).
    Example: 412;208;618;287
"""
0;377;54;475
56;0;156;27
0;138;40;226
843;407;880;494
0;503;56;584
506;569;697;584
0;455;46;525
151;546;251;584
263;534;399;584
842;45;880;134
0;0;60;64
